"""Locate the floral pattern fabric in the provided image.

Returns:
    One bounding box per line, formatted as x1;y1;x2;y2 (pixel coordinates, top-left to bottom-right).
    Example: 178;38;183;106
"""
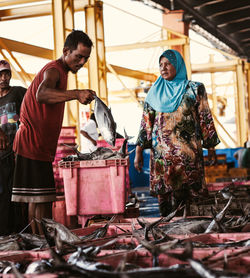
137;81;220;197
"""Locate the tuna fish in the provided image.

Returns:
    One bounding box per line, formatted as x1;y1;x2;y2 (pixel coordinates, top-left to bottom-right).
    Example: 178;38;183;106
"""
94;96;117;147
40;218;81;246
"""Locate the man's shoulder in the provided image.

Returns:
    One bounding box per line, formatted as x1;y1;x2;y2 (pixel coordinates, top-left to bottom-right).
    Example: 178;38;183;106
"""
43;59;66;72
12;86;27;92
11;86;27;97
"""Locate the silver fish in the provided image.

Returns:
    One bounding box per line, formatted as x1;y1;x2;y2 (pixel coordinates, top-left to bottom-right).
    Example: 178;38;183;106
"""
63;140;130;161
25;260;52;274
18;233;48;249
40;218;81;245
94;96;117;146
205;196;233;233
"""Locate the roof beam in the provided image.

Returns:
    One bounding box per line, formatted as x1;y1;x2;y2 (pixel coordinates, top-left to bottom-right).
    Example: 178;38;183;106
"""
0;0;44;8
0;37;157;82
106;38;187;52
0;37;53;60
192;59;238;73
0;0;87;21
173;0;248;59
108;65;157;82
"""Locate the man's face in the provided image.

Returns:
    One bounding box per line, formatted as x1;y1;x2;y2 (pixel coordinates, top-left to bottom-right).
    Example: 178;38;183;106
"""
0;70;11;89
64;43;92;74
159;56;176;81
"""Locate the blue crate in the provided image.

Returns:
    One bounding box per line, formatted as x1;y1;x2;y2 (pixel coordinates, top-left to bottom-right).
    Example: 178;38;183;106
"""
128;144;150;188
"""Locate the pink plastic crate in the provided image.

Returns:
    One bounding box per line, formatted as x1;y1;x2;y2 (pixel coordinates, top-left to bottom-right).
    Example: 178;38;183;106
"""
60;126;76;137
207;181;250;191
57;136;76;144
97;139;131;201
60;159;128;218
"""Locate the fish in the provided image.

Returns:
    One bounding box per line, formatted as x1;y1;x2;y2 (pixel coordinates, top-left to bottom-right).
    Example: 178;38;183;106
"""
25;260;52;274
79;215;117;241
94;95;117;147
0;238;21;251
18;233;48;250
62;144;92;160
90;147;116;160
134;234;179;267
204;196;233;233
40;218;81;246
137;217;165;241
160;217;212;235
62;140;131;161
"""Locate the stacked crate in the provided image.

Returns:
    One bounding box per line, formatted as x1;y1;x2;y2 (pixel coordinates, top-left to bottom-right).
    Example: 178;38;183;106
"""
204;154;231;183
53;126;76;195
228;167;250;180
52;126;78;229
97;138;131;201
190;181;250;216
59;158;129;227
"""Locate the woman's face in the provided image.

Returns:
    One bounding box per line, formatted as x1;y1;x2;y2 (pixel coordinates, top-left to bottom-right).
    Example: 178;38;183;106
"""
159;56;176;81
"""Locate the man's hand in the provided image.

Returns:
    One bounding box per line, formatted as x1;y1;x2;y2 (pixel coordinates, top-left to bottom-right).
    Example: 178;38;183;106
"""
0;128;9;150
77;89;96;105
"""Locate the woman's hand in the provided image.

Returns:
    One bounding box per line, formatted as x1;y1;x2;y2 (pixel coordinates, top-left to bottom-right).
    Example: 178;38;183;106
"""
134;145;144;172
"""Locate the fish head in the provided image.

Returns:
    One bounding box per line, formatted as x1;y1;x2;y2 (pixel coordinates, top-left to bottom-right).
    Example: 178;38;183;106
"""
41;218;80;244
41;218;59;237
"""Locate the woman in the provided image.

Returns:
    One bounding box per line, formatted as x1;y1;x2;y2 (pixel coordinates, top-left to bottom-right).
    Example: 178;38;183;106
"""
134;49;220;216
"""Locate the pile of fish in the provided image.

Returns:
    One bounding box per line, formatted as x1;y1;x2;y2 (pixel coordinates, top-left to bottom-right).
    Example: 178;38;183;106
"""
61;95;124;162
0;199;249;277
62;130;132;162
190;184;250;216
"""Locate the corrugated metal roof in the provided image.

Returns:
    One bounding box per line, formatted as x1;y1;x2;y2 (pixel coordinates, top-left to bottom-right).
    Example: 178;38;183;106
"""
149;0;250;61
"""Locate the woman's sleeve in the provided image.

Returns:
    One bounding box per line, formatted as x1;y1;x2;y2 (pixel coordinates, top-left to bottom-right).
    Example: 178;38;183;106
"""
136;102;155;149
196;83;220;149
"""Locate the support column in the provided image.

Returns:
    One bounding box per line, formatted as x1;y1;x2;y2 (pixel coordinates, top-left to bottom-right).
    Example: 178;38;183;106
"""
85;0;108;104
52;0;79;130
209;55;218;129
246;63;250;140
235;59;247;146
162;9;191;79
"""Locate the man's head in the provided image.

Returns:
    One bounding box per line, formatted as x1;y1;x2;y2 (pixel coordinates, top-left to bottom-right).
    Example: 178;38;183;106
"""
0;60;11;89
63;30;93;74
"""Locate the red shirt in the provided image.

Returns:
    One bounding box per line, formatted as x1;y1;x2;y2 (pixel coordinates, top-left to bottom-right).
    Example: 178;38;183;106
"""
13;59;68;162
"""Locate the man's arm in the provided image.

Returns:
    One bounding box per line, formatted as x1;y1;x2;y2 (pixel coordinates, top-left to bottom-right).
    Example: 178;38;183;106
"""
36;68;95;104
80;130;97;146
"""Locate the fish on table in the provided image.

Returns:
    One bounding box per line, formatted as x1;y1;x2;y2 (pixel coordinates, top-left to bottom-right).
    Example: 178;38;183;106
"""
62;132;131;161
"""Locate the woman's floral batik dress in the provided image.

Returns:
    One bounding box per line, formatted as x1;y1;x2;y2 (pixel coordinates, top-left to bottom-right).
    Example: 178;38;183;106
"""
136;81;220;210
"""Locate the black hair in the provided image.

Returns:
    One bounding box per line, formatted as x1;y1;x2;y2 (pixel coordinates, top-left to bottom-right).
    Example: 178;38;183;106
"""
64;30;93;50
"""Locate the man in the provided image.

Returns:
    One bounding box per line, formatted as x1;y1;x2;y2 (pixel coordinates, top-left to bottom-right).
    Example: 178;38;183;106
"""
12;30;96;234
80;113;99;153
0;60;26;235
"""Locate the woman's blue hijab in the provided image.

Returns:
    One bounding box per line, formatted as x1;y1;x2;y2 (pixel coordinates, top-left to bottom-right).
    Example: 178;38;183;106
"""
145;49;189;113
